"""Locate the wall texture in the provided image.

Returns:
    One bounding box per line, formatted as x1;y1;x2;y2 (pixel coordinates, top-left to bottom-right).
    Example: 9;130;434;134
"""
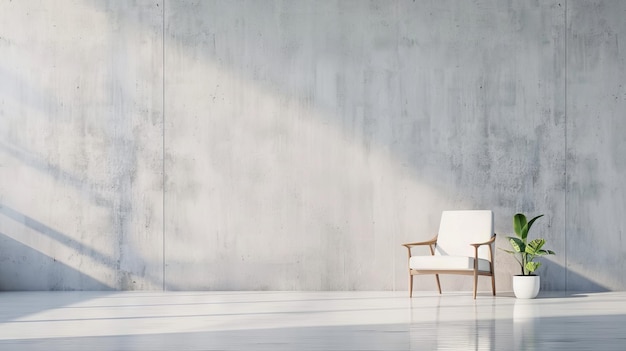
0;0;624;292
0;1;164;290
566;0;626;291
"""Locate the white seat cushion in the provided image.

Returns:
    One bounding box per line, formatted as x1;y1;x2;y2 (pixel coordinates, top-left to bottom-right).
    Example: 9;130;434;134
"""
410;255;492;272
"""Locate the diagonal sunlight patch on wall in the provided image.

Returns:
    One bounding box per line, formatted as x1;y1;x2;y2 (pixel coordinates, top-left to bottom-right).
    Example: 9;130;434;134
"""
163;1;572;292
164;22;462;291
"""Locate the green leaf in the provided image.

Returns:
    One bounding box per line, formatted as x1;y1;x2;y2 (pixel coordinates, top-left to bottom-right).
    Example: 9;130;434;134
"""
525;261;541;273
526;238;546;255
508;237;525;253
513;213;527;239
522;214;544;241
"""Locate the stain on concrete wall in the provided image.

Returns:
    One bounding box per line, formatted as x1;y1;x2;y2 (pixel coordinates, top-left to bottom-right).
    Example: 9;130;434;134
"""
0;0;623;292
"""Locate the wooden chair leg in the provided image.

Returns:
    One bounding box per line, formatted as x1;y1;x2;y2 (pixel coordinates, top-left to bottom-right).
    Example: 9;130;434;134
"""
435;274;442;294
491;274;496;296
409;273;413;297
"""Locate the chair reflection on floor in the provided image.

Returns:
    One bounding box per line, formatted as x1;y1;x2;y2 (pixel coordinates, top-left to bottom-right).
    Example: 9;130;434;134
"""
408;296;496;351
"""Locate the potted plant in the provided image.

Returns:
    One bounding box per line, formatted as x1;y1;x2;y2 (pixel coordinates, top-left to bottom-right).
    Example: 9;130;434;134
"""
501;213;555;298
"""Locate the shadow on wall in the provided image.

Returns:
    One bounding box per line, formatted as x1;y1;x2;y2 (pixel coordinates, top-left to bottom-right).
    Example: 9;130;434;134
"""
0;231;111;291
541;260;609;292
517;260;609;293
0;204;163;291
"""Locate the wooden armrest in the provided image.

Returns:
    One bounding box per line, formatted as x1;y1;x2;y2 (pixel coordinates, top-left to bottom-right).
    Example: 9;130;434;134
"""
402;236;438;248
470;233;497;247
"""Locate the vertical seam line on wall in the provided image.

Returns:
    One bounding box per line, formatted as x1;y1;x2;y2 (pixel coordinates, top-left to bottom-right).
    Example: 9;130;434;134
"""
162;0;166;292
563;0;568;291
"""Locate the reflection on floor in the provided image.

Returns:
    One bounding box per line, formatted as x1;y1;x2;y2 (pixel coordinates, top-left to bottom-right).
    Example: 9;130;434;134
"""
0;290;625;350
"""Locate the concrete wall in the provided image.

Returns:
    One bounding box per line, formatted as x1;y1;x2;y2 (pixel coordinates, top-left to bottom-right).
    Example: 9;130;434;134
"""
567;0;626;291
0;0;624;292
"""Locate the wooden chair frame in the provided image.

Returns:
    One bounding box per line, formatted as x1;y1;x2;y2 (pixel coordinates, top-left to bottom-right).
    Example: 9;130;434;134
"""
402;234;496;299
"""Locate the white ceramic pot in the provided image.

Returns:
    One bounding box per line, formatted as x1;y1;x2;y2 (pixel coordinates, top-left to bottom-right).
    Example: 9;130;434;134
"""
513;275;540;299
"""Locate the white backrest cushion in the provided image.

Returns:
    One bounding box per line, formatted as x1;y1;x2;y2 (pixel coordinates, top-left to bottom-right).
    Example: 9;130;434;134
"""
435;210;494;259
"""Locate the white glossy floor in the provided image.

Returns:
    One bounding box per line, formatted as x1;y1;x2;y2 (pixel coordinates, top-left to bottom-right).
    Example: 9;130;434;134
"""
1;291;626;350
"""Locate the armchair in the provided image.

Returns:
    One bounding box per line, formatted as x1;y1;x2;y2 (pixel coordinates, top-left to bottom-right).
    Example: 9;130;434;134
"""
402;210;496;299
